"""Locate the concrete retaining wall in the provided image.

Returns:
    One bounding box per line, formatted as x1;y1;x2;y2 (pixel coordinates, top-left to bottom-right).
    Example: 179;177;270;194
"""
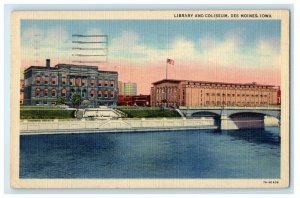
20;118;215;133
264;116;279;126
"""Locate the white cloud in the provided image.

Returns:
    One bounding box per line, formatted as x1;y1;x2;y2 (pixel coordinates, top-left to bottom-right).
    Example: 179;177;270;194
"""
21;26;282;72
110;31;140;51
86;27;103;36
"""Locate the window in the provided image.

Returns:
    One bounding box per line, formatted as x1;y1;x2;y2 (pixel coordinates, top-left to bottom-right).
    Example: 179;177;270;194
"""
35;76;41;84
90;79;94;86
51;88;56;97
61;88;66;97
206;93;210;96
51;76;56;84
104;80;108;86
82;79;86;86
104;90;108;98
82;90;86;97
98;90;102;98
62;77;66;85
110;80;114;87
44;88;48;96
35;88;41;96
98;79;102;86
69;78;74;86
44;76;48;84
76;78;81;86
110;90;114;98
90;89;95;97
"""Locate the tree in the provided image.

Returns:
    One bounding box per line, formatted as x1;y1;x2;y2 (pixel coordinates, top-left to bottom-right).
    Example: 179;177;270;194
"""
56;96;66;105
81;99;90;108
71;93;82;108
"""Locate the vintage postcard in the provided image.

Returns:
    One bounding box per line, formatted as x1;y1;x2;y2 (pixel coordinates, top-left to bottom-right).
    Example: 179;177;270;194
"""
10;10;290;188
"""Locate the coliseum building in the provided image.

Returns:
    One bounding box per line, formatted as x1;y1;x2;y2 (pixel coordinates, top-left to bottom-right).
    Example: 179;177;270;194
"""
24;59;118;107
150;79;280;108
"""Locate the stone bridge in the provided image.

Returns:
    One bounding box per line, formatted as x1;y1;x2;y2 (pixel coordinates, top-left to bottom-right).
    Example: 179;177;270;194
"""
178;106;281;130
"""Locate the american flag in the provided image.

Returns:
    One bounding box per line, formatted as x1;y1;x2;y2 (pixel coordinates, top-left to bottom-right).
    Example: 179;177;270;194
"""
166;58;175;65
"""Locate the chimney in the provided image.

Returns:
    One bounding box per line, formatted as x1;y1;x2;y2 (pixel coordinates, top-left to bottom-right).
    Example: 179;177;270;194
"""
46;59;50;68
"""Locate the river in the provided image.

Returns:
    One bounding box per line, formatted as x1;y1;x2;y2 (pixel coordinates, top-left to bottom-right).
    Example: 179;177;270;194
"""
20;127;280;179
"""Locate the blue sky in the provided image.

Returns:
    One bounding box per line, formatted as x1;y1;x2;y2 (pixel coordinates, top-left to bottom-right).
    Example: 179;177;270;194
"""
21;19;281;51
21;19;282;94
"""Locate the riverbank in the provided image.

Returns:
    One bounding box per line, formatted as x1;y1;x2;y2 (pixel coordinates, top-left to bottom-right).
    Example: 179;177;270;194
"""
20;125;218;135
20;118;216;135
20;116;279;136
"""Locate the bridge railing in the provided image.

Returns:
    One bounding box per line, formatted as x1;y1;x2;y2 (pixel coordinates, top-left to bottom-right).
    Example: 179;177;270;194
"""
179;105;281;110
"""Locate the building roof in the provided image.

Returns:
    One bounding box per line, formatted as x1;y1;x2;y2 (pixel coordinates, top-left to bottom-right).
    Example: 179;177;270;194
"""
24;63;118;74
152;79;277;88
152;79;182;85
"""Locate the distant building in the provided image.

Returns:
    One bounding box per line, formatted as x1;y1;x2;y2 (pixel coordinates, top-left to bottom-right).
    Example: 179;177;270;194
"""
24;59;118;107
118;95;150;106
118;81;123;95
119;82;137;96
150;79;280;108
277;86;281;105
20;79;24;105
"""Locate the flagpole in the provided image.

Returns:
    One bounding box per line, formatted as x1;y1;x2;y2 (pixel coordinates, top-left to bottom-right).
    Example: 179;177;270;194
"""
166;61;168;108
166;62;168;80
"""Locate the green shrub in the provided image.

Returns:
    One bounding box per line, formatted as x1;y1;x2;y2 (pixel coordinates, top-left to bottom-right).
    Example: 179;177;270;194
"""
20;110;75;119
117;108;180;118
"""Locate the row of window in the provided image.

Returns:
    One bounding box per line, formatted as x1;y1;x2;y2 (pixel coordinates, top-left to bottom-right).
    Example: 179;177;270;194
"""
185;83;271;89
35;88;115;98
205;93;270;97
156;87;178;93
34;76;115;87
204;101;271;105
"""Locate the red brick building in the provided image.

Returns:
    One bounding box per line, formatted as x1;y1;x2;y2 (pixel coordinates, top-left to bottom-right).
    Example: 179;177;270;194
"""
20;79;24;105
150;79;280;108
118;95;150;106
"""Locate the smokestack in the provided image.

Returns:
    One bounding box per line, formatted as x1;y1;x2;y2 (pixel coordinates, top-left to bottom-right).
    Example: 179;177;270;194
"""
46;59;50;68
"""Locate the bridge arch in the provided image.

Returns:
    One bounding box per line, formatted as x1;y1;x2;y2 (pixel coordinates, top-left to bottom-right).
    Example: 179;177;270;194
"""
228;112;279;129
227;110;280;119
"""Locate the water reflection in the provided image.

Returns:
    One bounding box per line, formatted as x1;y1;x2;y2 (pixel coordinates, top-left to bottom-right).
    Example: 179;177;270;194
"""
223;127;280;146
20;127;280;179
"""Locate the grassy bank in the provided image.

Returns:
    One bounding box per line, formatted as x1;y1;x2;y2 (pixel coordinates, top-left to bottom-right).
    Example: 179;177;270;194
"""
117;107;180;118
20;107;76;120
